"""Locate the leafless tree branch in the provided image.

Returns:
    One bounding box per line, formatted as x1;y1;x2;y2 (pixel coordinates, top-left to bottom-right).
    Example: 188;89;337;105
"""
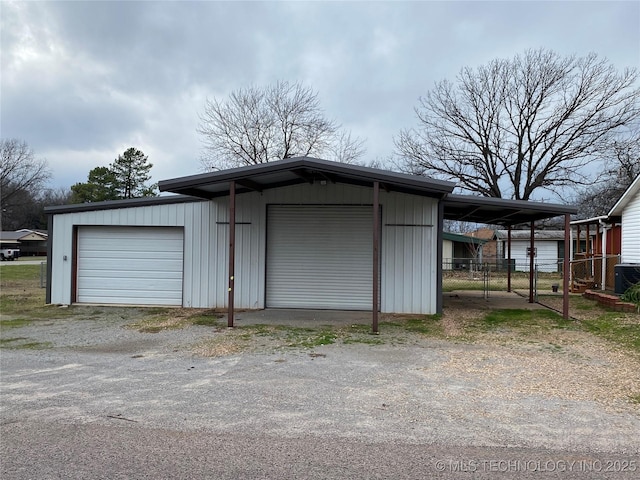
395;49;640;200
198;81;366;170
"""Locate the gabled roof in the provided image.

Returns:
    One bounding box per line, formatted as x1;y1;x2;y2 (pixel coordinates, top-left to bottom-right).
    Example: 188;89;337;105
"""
0;230;48;241
158;156;456;199
609;174;640;217
17;228;48;236
495;229;567;241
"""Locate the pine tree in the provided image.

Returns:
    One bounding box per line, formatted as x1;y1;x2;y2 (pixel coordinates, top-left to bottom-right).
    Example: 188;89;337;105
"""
110;148;156;199
70;148;157;203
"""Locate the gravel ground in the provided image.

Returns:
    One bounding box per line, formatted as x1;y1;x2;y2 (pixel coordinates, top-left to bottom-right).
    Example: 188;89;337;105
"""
1;308;639;478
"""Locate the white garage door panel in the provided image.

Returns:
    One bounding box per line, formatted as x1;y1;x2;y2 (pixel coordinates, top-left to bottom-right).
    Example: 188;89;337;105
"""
267;205;372;310
77;226;184;305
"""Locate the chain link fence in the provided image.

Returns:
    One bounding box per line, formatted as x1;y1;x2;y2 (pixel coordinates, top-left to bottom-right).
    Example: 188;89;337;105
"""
443;258;564;294
40;261;47;288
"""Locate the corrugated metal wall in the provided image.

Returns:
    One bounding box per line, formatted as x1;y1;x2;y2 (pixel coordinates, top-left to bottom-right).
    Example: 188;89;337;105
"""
50;183;439;313
621;189;640;263
50;201;218;307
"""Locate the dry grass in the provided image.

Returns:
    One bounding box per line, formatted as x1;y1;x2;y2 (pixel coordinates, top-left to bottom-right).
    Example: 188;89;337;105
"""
126;309;222;333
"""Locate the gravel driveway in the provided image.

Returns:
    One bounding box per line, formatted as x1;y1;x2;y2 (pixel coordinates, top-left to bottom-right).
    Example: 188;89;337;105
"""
1;310;639;478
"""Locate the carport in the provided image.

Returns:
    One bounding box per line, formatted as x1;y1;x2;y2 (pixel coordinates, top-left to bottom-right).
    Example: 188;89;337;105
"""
443;194;577;320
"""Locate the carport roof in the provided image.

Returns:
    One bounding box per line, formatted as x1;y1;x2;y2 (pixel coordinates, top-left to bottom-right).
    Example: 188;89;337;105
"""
158;156;456;199
443;194;577;226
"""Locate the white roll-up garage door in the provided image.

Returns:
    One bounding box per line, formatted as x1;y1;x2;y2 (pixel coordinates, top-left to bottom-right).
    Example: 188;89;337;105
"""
77;226;184;305
266;205;372;309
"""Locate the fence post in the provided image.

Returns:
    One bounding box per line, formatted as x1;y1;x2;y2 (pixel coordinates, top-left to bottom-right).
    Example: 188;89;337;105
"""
40;261;46;288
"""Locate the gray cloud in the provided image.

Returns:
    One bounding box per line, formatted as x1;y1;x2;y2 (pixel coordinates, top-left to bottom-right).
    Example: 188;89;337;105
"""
1;1;638;191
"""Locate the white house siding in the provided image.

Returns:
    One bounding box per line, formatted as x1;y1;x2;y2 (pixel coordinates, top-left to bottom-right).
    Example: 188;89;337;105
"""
443;240;453;270
506;240;560;272
621;188;640;263
51;183;439;314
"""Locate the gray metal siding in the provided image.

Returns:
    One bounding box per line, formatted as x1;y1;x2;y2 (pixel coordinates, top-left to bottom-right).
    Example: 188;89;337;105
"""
50;202;217;307
266;205;372;309
50;183;440;313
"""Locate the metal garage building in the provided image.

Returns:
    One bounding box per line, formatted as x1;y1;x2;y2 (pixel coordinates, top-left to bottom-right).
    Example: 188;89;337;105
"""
46;157;577;327
47;158;452;316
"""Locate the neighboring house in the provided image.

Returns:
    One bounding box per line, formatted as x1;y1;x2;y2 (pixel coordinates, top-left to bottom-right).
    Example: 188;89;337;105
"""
0;229;48;256
495;230;566;272
44;157;575;316
442;232;485;270
608;174;640;264
467;227;500;267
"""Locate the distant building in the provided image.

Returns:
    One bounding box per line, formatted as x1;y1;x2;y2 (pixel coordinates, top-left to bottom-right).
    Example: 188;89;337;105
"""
0;229;48;256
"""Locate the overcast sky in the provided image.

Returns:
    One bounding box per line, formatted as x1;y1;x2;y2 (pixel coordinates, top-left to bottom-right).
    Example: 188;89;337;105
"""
2;1;639;194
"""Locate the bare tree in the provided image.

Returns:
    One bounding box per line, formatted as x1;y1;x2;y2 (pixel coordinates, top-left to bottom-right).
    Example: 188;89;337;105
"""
396;49;640;200
1;139;51;230
573;126;640;218
198;81;365;169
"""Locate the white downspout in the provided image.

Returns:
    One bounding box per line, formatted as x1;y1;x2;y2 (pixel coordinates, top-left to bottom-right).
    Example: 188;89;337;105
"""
600;220;608;291
569;226;574;290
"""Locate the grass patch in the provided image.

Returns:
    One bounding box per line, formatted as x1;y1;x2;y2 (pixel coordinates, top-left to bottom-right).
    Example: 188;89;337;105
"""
581;313;640;354
0;338;53;350
0;264;41;282
190;312;222;327
0;264;87;321
277;325;338;348
480;309;574;331
127;309;222;333
404;315;444;335
193;322;392;357
0;337;29;344
342;336;385;345
0;318;33;329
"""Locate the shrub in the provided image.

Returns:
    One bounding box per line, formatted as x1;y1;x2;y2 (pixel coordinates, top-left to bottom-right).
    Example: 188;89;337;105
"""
621;282;640;305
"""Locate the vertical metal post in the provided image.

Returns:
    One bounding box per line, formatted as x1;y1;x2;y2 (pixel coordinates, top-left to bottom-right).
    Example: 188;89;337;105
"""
436;200;444;315
372;181;380;334
569;222;574;292
529;222;535;303
586;223;592;278
563;214;570;320
45;214;53;304
507;225;512;293
228;181;236;328
601;223;607;291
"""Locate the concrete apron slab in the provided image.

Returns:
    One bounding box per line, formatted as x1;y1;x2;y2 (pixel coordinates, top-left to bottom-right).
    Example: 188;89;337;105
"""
444;290;546;310
226;308;375;328
224;291;545;327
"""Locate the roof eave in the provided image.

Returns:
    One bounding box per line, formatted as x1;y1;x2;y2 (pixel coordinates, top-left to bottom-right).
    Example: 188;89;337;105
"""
608;174;640;216
159;157;456;198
